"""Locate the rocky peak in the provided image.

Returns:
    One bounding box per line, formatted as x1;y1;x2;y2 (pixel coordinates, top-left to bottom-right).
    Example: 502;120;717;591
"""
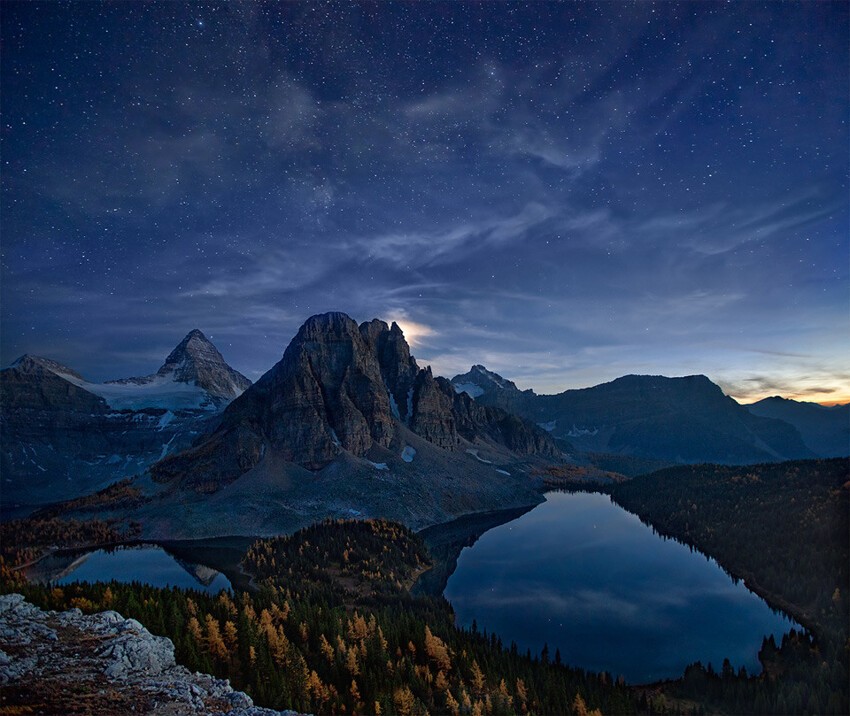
109;329;251;403
152;312;559;491
8;354;86;383
1;356;107;413
452;364;522;397
359;319;419;422
203;312;399;472
158;329;251;399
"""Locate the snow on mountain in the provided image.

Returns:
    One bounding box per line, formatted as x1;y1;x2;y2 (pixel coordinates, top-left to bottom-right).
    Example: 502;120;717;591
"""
83;376;218;411
102;329;251;409
8;331;250;412
453;382;484;398
450;365;522;397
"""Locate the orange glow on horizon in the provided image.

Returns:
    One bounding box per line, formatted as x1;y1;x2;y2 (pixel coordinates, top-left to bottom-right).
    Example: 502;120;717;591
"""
735;390;850;407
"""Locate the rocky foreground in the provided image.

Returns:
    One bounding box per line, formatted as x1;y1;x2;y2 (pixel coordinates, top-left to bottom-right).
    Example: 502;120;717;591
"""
0;594;299;715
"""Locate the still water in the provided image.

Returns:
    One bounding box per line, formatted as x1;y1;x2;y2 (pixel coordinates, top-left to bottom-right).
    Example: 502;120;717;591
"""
55;545;232;594
444;491;795;684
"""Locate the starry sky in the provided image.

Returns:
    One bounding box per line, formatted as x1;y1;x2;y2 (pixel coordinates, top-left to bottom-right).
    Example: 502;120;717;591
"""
2;2;848;404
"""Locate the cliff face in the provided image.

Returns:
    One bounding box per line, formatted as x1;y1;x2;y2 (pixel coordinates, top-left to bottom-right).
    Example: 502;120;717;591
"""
0;594;296;715
152;313;558;492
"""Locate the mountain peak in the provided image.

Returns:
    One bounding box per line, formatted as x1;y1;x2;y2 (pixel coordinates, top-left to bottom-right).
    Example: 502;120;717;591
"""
452;365;521;397
9;354;86;383
155;330;251;401
102;330;251;405
160;329;217;370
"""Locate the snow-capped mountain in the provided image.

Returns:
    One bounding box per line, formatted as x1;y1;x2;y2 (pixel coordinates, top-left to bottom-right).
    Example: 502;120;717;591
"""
0;331;249;514
70;330;251;411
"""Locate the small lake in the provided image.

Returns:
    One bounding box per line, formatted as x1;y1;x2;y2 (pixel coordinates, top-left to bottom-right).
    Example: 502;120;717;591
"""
444;491;796;684
52;545;232;594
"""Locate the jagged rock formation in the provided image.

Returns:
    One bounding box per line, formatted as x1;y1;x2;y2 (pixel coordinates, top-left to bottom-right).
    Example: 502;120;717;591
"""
108;329;251;406
0;593;295;715
0;332;248;514
451;367;815;465
152;313;558;490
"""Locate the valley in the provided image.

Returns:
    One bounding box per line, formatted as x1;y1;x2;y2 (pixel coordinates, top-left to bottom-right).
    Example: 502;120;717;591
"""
1;313;848;715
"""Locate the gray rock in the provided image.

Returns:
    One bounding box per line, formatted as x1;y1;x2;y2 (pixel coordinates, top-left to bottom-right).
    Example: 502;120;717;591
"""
0;594;300;715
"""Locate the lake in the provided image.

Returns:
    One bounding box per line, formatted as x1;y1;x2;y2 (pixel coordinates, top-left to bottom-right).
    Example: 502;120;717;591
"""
443;491;796;684
52;545;232;594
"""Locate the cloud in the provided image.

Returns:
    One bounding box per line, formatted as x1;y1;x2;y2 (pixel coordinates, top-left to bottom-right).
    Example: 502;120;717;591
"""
356;202;555;268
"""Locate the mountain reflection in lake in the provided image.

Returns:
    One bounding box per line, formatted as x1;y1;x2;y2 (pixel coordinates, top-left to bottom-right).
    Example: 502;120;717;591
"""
444;491;796;684
40;545;232;594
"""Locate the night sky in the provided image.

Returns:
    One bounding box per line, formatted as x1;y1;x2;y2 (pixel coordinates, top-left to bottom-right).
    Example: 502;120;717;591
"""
2;2;847;403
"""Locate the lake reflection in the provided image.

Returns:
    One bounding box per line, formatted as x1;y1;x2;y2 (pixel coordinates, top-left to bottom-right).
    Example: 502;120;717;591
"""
54;545;232;594
444;491;795;683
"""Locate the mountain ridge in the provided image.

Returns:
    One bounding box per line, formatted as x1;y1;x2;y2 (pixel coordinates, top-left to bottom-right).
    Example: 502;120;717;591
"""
747;396;849;458
151;312;559;491
451;365;815;464
0;331;249;514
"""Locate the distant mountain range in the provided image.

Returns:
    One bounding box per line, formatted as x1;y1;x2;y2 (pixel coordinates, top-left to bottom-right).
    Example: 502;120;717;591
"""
746;396;849;458
2;312;846;536
451;365;841;464
0;330;249;514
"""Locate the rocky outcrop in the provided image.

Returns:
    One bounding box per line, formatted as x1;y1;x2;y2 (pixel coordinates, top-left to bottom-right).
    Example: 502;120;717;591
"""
0;593;295;715
152;312;560;492
409;370;459;450
363;319;419;423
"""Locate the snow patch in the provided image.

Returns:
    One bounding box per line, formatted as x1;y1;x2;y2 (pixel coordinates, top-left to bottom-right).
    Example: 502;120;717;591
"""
453;382;484;398
495;469;511;476
568;425;599;437
387;389;400;419
157;411;175;430
401;446;416;463
158;434;177;460
465;449;493;464
472;365;511;389
329;429;342;448
82;375;216;411
369;461;389;471
538;420;557;432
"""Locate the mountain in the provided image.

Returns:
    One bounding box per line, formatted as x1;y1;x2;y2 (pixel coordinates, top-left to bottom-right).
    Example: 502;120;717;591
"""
79;313;560;539
747;397;849;458
103;329;251;409
451;367;814;465
0;331;248;515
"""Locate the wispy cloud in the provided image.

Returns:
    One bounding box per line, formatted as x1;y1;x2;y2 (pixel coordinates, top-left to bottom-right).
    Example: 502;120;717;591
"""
357;202;556;267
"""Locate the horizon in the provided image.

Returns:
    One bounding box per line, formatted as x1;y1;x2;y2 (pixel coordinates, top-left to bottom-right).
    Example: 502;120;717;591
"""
2;3;847;408
6;313;849;407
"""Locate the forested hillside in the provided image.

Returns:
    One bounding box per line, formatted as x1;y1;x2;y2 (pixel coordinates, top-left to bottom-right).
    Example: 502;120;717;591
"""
611;458;849;714
2;519;639;716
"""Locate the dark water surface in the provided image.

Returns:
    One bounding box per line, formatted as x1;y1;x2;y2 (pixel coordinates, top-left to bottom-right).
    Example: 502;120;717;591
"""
444;491;795;683
54;545;232;594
